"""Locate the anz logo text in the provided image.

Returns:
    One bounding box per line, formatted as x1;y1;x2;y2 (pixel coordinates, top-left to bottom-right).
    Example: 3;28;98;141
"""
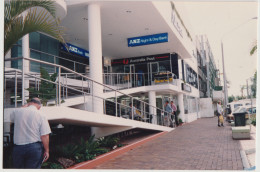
129;39;141;45
69;46;78;53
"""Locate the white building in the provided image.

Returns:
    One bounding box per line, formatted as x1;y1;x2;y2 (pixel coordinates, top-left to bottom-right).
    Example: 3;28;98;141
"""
4;1;220;140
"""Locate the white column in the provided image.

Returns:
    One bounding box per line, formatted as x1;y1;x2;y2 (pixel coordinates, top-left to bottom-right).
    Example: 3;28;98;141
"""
177;93;185;122
22;34;30;103
88;4;103;114
149;91;156;124
4;50;11;68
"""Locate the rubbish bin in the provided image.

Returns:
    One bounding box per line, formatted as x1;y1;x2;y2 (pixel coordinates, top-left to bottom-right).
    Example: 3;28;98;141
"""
233;112;246;126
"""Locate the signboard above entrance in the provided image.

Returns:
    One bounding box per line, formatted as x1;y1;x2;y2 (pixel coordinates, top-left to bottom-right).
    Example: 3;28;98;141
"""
60;43;89;58
111;53;170;66
127;33;168;47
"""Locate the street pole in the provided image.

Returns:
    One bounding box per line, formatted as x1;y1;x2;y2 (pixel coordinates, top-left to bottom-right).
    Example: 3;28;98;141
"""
220;17;257;115
221;41;228;115
246;79;249;99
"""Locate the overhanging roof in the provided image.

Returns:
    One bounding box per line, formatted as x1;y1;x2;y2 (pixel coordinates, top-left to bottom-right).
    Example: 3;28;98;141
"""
60;1;194;59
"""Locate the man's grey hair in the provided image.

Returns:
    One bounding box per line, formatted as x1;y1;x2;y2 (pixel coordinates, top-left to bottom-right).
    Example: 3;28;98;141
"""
30;98;41;105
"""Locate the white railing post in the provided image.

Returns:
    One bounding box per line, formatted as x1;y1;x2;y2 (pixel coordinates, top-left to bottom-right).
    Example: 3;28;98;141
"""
15;71;17;108
117;73;119;90
84;92;86;110
56;84;58;106
82;76;84;95
131;98;134;120
63;76;65;99
22;58;25;105
58;67;61;106
66;74;68;99
115;91;118;117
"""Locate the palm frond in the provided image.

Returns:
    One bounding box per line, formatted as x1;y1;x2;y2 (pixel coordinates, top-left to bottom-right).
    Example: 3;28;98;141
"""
5;0;56;23
4;8;66;55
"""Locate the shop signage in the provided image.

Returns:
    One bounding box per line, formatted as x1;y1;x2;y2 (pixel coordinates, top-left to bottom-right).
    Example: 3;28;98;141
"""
182;83;191;92
60;43;89;58
111;53;170;66
127;33;168;47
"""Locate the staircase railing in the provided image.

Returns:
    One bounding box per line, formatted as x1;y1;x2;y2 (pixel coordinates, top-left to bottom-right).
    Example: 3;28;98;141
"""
4;57;174;127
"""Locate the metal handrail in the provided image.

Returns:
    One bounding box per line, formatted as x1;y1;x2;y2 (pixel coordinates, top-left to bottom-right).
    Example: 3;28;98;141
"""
5;57;173;126
103;71;178;88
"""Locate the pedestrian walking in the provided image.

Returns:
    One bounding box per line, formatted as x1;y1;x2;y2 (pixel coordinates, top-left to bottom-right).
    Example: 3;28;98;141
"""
171;101;179;127
217;101;224;127
10;97;51;169
164;101;172;126
128;103;139;120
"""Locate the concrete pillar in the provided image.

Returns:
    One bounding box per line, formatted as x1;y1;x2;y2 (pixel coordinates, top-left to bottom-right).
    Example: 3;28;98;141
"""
177;93;185;122
4;50;11;68
149;91;156;124
88;3;103;114
22;34;30;103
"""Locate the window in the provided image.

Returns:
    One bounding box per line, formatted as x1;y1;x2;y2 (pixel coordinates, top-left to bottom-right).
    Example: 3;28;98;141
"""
185;63;198;88
158;60;171;73
29;32;59;73
234;104;242;108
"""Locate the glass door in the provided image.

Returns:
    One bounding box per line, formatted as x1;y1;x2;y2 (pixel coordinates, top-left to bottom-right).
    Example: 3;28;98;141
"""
148;62;159;85
124;64;135;87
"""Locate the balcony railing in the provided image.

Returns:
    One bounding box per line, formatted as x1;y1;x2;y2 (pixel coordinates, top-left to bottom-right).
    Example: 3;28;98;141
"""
103;71;177;90
4;57;174;127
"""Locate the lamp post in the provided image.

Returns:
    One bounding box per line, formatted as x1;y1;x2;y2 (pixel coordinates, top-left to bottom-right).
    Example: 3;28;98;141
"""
221;17;257;115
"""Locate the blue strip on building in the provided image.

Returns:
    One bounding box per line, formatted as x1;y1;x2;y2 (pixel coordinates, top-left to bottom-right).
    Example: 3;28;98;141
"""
61;43;89;58
128;33;168;47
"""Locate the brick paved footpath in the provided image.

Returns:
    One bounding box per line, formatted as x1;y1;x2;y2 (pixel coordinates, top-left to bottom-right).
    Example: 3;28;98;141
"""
94;117;244;170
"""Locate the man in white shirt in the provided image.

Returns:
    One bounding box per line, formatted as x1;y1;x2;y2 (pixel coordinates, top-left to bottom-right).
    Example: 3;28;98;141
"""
217;101;224;127
10;97;51;168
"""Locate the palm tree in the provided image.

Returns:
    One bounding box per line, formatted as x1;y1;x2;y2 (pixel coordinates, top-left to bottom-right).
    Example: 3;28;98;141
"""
4;0;66;56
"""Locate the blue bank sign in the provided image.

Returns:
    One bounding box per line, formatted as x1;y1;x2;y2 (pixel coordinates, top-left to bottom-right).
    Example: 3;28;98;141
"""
128;33;168;47
61;43;89;58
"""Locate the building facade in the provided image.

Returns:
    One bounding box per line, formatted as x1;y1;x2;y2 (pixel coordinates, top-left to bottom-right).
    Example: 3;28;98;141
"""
4;1;222;140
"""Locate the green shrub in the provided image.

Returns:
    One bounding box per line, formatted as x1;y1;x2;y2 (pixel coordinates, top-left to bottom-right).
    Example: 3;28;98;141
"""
56;143;81;159
251;118;256;126
97;136;120;149
42;162;64;169
178;118;183;124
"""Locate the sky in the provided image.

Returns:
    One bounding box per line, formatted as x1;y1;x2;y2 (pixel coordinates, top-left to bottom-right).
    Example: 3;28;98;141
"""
175;1;258;97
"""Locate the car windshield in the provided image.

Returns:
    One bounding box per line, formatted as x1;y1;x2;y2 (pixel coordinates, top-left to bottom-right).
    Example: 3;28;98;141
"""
238;107;247;113
233;107;241;112
234;104;243;108
233;107;247;113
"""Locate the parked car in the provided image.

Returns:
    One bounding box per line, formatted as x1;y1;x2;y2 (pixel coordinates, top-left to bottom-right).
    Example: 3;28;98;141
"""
226;106;256;123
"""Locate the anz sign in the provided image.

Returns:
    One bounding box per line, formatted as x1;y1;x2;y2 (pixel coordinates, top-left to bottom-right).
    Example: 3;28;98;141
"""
128;33;168;47
60;43;89;58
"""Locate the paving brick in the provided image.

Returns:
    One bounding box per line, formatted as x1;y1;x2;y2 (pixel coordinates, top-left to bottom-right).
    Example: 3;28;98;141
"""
93;117;244;170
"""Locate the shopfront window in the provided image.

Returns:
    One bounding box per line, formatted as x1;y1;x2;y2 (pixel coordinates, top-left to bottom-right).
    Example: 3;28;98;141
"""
185;63;198;89
158;60;171;73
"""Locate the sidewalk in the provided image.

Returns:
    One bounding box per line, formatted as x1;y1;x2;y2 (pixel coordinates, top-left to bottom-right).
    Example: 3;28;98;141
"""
93;117;253;170
239;125;256;169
